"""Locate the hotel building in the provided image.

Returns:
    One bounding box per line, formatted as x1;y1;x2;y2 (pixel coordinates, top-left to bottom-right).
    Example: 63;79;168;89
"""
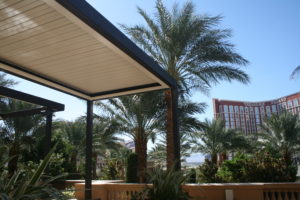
213;92;300;134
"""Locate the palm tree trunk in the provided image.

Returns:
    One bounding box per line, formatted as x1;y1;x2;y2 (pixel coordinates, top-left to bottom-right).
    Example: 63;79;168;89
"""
218;152;227;166
211;153;218;166
165;89;180;170
8;141;19;176
70;151;78;172
135;127;147;183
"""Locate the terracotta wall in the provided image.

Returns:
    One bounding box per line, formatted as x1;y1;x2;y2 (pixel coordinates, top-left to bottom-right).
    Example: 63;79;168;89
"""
74;182;300;200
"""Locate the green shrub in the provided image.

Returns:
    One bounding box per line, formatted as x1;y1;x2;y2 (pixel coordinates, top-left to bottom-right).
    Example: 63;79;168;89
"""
100;158;123;180
132;167;190;200
126;153;139;183
198;159;219;183
0;144;66;200
217;151;297;183
188;168;197;183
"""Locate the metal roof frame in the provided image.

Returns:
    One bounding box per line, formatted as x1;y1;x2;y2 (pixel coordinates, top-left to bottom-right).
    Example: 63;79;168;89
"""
0;1;180;199
0;0;177;101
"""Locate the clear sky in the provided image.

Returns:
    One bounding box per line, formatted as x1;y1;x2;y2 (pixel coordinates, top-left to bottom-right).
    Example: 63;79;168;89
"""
6;0;300;122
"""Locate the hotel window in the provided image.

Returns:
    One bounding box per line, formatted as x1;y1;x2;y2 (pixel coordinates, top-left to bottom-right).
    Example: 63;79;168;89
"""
255;107;260;124
245;107;249;113
240;106;244;112
219;105;223;112
293;99;298;107
271;105;277;113
234;106;239;113
231;121;235;128
229;105;234;113
224;113;229;121
282;102;287;109
288;100;293;108
277;104;282;112
266;106;271;117
224;105;228;113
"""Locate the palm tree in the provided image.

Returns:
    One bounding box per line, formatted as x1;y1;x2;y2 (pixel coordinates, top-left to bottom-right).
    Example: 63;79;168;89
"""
259;112;300;165
96;92;164;182
0;99;44;174
122;0;249;169
92;116;122;178
0;73;16;87
149;100;205;166
59;119;85;174
195;118;250;165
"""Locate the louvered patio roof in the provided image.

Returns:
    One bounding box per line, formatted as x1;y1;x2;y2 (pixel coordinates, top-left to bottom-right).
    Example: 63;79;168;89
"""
0;0;176;100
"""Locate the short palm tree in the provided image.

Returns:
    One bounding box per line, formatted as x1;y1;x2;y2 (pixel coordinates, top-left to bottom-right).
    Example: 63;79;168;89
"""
92;116;122;178
0;99;44;174
195;118;250;165
259;112;300;164
122;0;249;169
60;119;85;173
96;92;164;182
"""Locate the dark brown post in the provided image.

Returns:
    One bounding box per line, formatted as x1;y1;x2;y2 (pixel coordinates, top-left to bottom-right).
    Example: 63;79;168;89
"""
44;110;53;156
85;100;93;200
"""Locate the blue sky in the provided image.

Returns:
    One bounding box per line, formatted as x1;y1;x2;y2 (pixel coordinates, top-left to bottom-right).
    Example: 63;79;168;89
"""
6;0;300;122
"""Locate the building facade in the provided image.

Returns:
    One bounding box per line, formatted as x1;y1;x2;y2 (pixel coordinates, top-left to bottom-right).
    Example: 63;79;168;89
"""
213;92;300;134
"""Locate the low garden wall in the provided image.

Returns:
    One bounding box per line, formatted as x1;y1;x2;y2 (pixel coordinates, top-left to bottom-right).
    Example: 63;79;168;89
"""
74;182;300;200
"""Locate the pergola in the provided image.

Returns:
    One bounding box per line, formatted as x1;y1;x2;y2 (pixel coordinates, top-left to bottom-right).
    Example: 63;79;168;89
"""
0;86;65;156
0;0;180;199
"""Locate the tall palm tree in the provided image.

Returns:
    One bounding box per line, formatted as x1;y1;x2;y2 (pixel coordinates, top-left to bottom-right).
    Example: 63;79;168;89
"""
122;0;249;169
195;118;250;165
96;92;164;182
290;65;300;79
259;112;300;165
149;100;205;166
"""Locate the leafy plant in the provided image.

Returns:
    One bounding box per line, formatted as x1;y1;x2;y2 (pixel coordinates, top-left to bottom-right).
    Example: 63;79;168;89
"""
133;167;190;200
0;143;66;200
198;159;219;183
217;151;297;183
188;168;197;183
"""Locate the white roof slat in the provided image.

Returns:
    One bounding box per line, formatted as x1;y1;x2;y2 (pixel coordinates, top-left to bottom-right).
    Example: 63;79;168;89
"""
0;0;176;100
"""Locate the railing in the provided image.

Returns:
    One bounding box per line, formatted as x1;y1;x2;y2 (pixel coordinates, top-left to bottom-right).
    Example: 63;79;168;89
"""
106;183;146;200
263;184;300;200
73;182;300;200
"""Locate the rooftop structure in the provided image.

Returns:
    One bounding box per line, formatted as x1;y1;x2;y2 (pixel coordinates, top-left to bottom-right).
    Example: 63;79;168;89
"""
213;92;300;134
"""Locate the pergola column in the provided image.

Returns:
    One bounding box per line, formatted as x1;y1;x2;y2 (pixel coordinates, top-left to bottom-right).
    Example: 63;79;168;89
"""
85;100;93;200
44;110;53;156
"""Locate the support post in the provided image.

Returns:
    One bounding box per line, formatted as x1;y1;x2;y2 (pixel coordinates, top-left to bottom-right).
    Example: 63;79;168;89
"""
171;87;180;170
44;110;53;156
85;100;93;200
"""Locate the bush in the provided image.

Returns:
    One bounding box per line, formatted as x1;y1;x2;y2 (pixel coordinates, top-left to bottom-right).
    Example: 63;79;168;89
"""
0;144;66;200
217;151;297;183
198;159;219;183
126;153;139;183
132;167;190;200
188;168;197;183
